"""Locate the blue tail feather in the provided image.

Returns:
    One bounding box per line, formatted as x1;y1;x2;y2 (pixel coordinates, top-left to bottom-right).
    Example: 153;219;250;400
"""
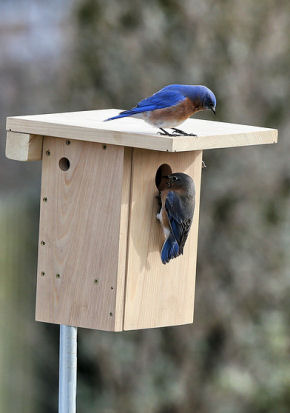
105;105;156;121
161;235;179;264
105;112;134;121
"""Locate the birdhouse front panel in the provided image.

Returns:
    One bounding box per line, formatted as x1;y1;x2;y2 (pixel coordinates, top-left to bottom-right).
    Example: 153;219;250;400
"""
123;149;203;330
36;137;129;331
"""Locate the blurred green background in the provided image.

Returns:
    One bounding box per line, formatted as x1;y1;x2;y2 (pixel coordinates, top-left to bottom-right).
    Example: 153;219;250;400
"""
0;1;289;412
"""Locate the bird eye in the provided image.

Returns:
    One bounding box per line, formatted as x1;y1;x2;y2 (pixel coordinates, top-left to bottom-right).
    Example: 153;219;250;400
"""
172;176;178;181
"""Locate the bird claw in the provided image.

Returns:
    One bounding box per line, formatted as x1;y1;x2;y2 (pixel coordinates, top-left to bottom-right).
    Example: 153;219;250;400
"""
171;128;197;136
158;131;176;136
179;132;197;137
155;194;162;209
158;128;176;136
169;131;183;136
158;128;197;137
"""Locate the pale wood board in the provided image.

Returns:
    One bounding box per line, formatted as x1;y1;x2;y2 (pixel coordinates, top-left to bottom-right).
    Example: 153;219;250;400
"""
6;109;277;155
5;131;43;161
114;147;132;331
36;137;125;330
123;149;203;330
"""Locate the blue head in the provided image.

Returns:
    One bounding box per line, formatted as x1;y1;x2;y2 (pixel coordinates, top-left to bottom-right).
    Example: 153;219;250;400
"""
202;87;216;114
181;85;216;114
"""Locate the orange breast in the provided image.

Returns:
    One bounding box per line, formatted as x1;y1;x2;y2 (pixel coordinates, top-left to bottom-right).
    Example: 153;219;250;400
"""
146;97;201;127
161;190;171;231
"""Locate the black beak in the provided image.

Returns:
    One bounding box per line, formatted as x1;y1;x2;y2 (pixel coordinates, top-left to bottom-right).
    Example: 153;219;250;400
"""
211;107;216;115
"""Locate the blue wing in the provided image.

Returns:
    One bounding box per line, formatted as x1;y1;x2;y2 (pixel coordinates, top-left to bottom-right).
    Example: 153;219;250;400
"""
136;85;185;110
161;234;179;264
165;191;193;254
105;85;185;121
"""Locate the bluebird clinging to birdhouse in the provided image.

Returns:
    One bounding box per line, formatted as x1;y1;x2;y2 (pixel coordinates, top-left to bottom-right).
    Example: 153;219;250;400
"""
157;172;195;264
105;84;216;136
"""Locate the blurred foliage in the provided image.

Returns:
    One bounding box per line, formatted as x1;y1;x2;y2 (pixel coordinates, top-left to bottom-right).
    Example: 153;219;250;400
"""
0;192;39;413
1;0;290;412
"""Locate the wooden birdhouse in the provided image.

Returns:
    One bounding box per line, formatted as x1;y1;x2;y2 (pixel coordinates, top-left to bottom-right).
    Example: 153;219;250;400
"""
5;110;278;331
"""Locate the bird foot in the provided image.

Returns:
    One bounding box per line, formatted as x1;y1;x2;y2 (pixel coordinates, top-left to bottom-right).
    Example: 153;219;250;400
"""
155;194;162;210
158;128;176;136
171;128;197;137
158;128;197;137
202;160;207;169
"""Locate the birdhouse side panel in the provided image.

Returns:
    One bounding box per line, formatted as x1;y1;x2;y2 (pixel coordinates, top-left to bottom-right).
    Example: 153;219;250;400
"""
123;148;202;330
114;147;132;331
36;138;126;330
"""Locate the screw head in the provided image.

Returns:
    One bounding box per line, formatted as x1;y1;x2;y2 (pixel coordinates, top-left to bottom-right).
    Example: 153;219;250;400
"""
109;312;113;317
94;279;99;284
46;150;50;156
66;140;71;145
56;273;61;278
41;271;45;276
43;197;48;202
40;240;45;245
103;145;107;150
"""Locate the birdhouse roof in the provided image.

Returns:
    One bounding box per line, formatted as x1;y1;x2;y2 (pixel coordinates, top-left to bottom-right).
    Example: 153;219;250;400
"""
6;109;277;153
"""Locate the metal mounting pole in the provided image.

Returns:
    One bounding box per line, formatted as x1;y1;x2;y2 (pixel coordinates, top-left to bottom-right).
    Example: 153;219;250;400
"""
58;325;78;413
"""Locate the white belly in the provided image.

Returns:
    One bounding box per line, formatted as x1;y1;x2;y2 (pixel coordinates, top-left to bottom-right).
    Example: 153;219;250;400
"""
157;209;170;239
133;112;184;128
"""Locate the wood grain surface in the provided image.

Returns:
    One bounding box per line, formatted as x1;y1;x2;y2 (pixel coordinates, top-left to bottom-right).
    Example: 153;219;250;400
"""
36;137;126;330
6;131;43;161
35;137;203;331
123;149;203;330
6;109;277;156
